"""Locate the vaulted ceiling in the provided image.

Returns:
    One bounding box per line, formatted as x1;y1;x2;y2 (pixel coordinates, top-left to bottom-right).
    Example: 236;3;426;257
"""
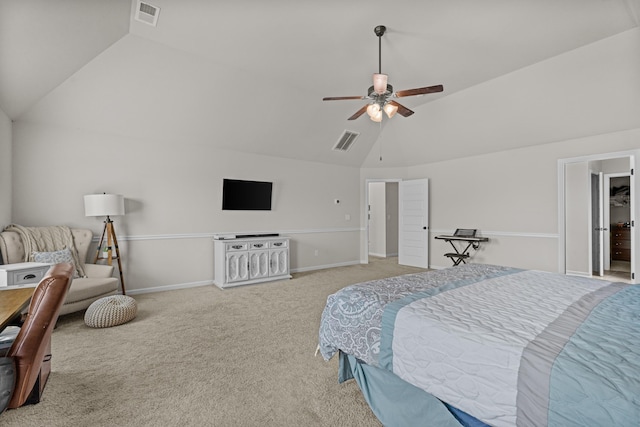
1;0;639;167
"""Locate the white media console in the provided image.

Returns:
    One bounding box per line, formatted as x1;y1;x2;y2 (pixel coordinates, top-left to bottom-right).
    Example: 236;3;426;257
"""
213;235;291;289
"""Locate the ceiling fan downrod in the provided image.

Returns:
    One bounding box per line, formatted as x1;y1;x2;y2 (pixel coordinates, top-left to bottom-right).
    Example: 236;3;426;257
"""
374;25;386;74
371;25;391;98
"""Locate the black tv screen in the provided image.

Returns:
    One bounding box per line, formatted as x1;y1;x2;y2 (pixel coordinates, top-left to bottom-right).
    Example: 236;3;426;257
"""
222;179;273;211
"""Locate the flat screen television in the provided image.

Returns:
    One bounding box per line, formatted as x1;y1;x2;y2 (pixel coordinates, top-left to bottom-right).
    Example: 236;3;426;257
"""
222;179;273;211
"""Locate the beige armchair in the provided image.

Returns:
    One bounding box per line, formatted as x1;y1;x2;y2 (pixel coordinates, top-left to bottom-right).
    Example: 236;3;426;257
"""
0;228;119;315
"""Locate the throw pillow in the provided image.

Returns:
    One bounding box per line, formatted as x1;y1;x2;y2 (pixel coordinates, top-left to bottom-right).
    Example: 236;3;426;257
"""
32;247;79;278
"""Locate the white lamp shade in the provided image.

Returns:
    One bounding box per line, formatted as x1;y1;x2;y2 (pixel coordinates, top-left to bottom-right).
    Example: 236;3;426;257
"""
370;109;383;122
383;102;398;118
372;73;388;94
84;194;125;217
366;103;380;117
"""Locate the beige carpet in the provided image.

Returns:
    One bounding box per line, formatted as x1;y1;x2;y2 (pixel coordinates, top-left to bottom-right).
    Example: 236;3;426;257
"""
1;257;426;427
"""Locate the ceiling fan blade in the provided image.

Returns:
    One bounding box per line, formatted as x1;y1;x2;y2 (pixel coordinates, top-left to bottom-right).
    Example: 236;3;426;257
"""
348;105;368;120
389;100;414;117
395;84;444;98
323;96;364;101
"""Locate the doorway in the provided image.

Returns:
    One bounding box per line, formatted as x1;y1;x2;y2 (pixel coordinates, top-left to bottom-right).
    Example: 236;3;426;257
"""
365;178;430;268
367;181;399;259
604;174;632;282
559;150;637;284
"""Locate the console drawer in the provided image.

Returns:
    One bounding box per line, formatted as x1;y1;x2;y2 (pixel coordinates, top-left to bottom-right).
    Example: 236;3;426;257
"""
0;263;50;287
225;243;248;252
269;240;288;249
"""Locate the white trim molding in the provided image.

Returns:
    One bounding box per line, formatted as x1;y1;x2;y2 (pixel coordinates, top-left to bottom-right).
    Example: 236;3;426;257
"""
126;260;363;295
292;260;360;273
95;227;361;242
127;279;213;295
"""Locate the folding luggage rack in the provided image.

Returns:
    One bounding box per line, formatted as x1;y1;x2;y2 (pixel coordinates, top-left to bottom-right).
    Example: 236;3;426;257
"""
434;229;489;266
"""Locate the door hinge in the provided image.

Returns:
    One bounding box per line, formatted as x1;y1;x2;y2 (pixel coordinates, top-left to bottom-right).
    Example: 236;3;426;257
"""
631;168;634;175
632;272;635;280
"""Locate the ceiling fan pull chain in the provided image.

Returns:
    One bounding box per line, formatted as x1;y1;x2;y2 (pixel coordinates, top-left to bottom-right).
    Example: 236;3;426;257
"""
379;121;383;162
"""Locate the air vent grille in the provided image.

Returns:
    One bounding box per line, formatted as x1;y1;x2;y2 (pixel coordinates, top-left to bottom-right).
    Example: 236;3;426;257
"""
135;1;160;26
333;130;359;152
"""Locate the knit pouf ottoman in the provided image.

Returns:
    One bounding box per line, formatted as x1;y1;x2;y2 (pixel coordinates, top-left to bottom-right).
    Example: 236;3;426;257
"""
84;295;137;328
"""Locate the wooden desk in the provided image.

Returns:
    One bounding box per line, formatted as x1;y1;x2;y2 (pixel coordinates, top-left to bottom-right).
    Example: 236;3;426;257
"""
0;287;34;331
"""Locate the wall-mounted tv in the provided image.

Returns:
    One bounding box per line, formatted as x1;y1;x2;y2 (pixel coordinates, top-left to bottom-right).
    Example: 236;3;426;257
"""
222;179;273;211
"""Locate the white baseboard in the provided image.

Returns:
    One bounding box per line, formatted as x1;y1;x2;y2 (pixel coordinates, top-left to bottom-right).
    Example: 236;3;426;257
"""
565;270;592;278
127;261;363;295
127;280;213;295
292;260;361;273
368;252;400;258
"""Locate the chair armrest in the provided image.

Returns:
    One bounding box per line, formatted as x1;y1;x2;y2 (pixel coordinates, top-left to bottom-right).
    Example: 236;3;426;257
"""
83;263;114;278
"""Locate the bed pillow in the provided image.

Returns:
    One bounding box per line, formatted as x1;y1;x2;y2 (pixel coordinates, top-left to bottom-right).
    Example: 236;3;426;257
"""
32;247;79;278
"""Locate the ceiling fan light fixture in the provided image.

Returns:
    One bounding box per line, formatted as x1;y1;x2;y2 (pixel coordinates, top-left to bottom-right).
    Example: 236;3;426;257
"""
372;73;388;94
322;25;443;122
383;102;398;118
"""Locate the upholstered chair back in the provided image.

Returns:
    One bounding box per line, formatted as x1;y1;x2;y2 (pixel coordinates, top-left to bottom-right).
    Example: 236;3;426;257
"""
6;263;73;409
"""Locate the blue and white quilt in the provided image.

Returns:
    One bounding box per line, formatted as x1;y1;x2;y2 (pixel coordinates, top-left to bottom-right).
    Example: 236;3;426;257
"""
319;264;640;427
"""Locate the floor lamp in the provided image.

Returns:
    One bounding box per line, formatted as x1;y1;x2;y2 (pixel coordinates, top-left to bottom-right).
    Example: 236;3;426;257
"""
84;193;126;295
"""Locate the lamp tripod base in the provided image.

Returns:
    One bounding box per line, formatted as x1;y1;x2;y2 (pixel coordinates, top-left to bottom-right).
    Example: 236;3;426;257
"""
94;216;126;295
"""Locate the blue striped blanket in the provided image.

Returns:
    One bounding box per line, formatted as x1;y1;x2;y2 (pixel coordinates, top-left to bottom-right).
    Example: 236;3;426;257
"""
319;264;640;426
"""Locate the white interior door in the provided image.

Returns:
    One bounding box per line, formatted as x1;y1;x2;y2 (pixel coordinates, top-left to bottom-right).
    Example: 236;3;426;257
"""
399;179;429;268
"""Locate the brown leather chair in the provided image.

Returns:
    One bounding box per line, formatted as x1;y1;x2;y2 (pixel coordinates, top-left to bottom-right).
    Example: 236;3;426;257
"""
4;263;73;409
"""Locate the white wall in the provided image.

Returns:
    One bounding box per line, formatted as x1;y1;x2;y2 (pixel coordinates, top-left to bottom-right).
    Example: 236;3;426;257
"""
0;108;11;235
363;128;640;272
10;121;361;292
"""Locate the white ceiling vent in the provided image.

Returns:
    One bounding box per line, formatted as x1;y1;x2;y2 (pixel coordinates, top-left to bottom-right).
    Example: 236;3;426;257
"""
135;1;160;26
333;130;359;152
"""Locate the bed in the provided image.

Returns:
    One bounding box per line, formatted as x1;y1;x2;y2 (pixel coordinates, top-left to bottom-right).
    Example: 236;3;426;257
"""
318;264;640;427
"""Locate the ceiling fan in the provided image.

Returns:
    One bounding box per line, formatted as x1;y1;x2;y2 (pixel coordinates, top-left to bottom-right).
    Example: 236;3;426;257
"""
323;25;443;122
